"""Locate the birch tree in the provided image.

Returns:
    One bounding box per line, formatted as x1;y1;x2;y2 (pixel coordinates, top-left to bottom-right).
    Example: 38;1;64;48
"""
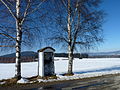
51;0;105;74
0;0;47;79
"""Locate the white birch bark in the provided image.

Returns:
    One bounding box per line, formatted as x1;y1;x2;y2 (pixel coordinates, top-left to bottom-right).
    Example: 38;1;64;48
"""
67;0;73;74
15;0;22;79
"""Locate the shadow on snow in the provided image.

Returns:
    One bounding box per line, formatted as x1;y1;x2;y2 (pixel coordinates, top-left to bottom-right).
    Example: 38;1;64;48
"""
74;66;120;74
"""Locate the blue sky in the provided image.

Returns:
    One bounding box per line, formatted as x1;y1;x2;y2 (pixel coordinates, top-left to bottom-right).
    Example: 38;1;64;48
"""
97;0;120;52
33;0;120;53
55;0;120;53
0;0;120;55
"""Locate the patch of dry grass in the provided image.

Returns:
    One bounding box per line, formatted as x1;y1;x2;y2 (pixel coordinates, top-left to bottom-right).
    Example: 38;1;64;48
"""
25;75;58;82
26;75;39;81
63;73;74;76
37;75;58;80
0;77;18;86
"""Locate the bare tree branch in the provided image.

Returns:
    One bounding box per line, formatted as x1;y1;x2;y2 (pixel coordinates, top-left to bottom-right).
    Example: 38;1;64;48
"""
5;0;14;7
21;0;31;24
61;0;67;8
0;0;16;20
75;41;86;45
0;45;15;47
50;36;69;44
0;33;16;40
27;0;46;15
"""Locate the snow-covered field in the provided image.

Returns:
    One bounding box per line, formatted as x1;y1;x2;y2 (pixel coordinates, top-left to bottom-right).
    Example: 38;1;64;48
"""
1;58;120;81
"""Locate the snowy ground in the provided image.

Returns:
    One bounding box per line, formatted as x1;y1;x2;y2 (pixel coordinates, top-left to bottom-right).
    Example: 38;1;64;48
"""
1;58;120;82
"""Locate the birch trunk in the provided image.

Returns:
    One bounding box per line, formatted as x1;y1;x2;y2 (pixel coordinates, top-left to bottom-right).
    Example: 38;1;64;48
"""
67;0;73;74
15;0;22;79
68;46;74;74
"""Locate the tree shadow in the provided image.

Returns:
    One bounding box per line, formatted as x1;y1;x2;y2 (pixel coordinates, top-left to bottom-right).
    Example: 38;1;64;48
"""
74;66;120;74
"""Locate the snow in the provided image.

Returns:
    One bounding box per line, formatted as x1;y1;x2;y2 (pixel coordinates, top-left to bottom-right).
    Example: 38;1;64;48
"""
0;62;38;80
55;58;120;74
17;78;29;83
1;58;120;83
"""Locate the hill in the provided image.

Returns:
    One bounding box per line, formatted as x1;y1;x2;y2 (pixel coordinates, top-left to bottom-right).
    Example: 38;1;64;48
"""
0;51;38;63
0;51;38;58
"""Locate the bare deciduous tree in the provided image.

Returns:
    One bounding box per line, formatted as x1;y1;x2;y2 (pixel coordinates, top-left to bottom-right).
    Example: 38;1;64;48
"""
51;0;105;74
0;0;47;79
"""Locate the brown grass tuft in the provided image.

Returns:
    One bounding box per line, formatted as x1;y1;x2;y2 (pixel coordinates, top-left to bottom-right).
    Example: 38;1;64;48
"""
63;73;74;76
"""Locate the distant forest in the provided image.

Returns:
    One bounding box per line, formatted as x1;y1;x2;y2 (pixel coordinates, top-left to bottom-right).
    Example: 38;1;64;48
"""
0;52;88;63
0;52;120;63
89;55;120;58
